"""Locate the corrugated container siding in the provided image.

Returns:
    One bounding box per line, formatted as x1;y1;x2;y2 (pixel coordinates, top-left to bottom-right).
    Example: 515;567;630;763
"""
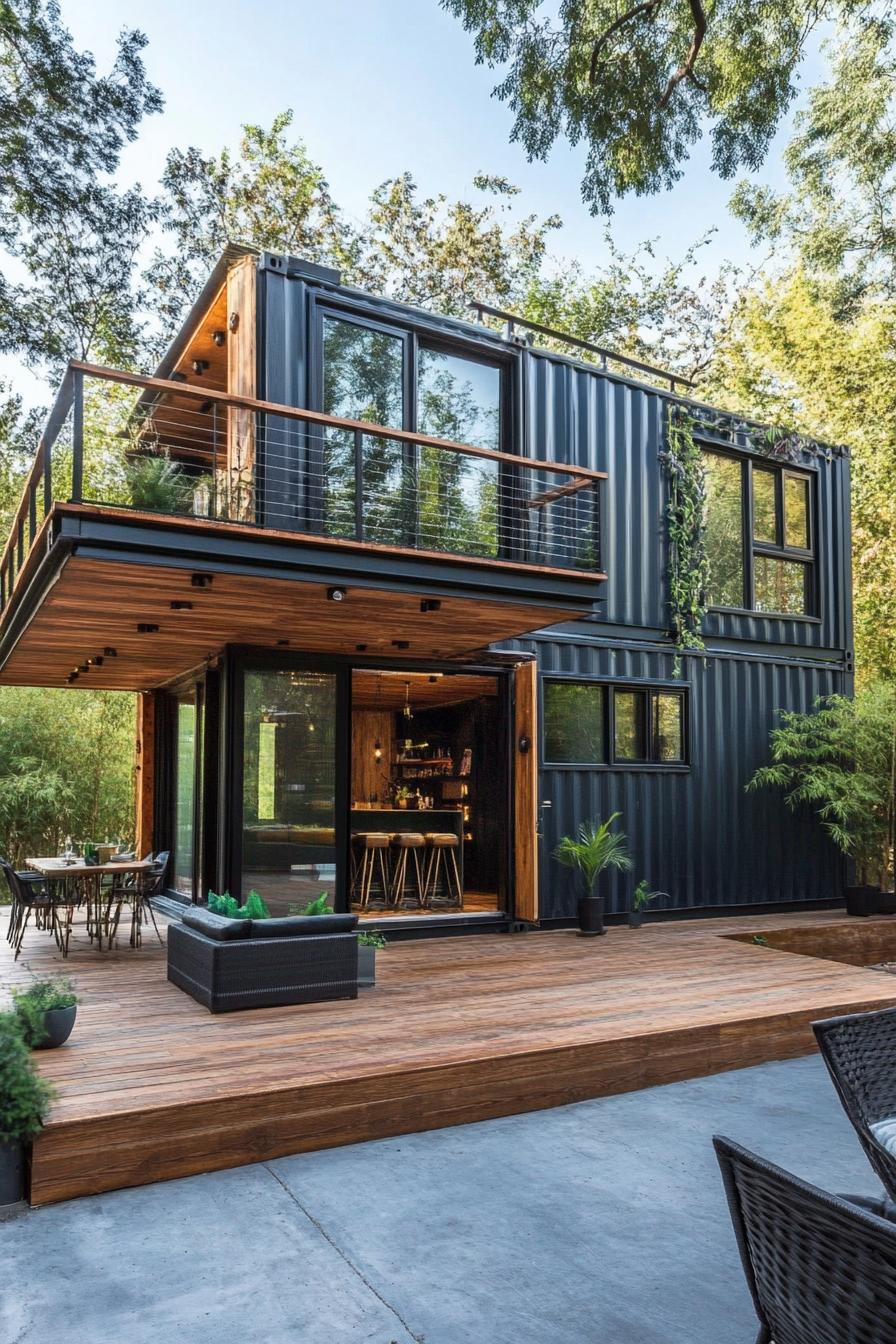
510;637;848;919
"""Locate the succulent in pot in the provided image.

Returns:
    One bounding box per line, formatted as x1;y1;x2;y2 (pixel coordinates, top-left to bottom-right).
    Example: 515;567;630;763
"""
12;978;79;1049
0;1011;54;1204
555;814;632;937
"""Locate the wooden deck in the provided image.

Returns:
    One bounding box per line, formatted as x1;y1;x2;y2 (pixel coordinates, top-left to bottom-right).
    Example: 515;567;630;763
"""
6;908;896;1206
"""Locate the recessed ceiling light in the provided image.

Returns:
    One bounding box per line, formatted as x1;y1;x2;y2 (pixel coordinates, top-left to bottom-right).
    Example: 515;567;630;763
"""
137;623;159;634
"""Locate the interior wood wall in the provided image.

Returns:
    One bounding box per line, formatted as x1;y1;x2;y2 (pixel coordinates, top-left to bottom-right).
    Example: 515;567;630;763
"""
352;711;394;806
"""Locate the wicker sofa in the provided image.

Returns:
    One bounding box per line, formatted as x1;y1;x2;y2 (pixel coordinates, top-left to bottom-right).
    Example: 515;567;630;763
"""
167;908;359;1013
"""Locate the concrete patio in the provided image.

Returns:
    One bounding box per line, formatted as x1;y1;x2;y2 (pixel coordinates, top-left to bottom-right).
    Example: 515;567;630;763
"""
0;1053;879;1344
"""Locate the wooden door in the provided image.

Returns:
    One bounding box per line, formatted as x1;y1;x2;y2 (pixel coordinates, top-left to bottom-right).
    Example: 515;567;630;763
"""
513;659;539;922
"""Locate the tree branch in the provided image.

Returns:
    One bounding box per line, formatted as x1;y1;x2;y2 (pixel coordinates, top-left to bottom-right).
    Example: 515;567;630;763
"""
589;0;665;86
657;0;707;105
658;0;707;107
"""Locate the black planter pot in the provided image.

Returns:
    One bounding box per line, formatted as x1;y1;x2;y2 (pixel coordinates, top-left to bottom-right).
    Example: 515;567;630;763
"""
845;886;896;918
577;894;606;937
35;1004;77;1050
628;911;643;929
357;945;376;989
0;1142;24;1206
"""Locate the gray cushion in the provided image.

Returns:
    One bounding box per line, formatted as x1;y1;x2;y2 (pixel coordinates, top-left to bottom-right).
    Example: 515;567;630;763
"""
871;1117;896;1156
182;908;251;941
250;914;358;938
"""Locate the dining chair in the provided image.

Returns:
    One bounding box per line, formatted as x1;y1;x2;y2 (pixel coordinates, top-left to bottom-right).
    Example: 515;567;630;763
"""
0;859;61;959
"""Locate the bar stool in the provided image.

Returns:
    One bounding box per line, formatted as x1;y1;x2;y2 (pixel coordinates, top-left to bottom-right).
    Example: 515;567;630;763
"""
351;833;391;909
423;832;463;909
389;832;427;909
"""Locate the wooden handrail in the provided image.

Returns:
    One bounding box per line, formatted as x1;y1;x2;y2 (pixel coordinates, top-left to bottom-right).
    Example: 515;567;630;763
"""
69;360;608;483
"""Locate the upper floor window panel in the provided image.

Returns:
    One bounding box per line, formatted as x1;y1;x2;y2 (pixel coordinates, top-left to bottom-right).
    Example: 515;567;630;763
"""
703;449;814;617
322;314;403;427
417;348;501;451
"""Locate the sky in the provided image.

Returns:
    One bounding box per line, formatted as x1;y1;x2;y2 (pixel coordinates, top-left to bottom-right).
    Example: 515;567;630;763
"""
7;0;831;402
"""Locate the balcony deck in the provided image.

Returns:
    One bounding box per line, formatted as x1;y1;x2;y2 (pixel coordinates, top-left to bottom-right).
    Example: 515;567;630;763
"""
7;907;896;1206
0;362;608;688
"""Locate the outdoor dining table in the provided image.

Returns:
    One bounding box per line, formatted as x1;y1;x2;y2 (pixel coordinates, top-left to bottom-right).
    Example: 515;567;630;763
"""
26;857;155;952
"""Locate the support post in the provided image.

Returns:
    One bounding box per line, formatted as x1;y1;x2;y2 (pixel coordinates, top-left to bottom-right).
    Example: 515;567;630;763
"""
135;692;157;858
226;255;257;522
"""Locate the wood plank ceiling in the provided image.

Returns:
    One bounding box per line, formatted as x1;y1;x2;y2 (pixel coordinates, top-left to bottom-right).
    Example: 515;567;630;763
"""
0;555;566;690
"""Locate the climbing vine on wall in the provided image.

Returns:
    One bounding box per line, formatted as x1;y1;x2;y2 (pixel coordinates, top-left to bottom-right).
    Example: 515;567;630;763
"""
661;406;709;671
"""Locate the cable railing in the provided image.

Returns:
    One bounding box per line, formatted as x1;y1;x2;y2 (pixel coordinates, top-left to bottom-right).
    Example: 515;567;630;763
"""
0;361;607;613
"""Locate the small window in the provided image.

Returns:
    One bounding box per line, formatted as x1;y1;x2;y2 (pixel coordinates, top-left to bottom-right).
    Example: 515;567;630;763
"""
784;474;810;549
752;468;777;544
754;555;808;616
543;681;605;763
653;692;685;763
703;452;745;608
614;690;648;762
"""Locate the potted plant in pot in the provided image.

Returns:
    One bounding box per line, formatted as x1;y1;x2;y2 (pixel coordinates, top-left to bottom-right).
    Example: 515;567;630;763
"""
555;814;632;936
0;1011;54;1205
12;979;79;1049
628;881;668;929
357;930;386;988
747;686;896;916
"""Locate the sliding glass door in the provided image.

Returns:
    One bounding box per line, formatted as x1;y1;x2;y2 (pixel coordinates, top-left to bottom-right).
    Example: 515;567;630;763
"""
241;669;339;917
173;693;199;897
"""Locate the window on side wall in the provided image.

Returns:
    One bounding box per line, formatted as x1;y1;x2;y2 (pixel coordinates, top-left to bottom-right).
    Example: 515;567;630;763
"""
702;450;814;617
542;679;687;767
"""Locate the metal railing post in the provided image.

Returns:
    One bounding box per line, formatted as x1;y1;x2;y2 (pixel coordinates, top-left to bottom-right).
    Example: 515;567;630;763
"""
353;427;364;542
70;369;84;503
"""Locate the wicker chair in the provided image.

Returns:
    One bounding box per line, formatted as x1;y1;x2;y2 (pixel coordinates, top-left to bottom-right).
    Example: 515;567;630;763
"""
813;1006;896;1200
714;1135;896;1344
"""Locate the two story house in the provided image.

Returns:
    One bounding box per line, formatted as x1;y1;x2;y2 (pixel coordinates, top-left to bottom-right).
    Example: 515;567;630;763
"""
0;245;852;930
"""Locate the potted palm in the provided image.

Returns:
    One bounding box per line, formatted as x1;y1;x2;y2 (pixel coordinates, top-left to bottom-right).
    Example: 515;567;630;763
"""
13;979;79;1049
628;880;667;929
555;813;632;936
0;1011;54;1205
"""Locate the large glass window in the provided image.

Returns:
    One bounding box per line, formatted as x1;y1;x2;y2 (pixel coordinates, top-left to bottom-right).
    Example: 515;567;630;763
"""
242;669;338;916
322;315;404;541
173;697;196;897
417;347;501;558
702;450;814;615
703;452;745;608
543;681;605;763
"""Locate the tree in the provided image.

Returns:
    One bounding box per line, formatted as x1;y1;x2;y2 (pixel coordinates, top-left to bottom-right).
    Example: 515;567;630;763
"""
731;17;896;313
440;0;873;214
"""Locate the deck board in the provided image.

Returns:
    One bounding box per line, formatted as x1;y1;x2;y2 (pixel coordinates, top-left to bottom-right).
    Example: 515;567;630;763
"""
5;909;896;1205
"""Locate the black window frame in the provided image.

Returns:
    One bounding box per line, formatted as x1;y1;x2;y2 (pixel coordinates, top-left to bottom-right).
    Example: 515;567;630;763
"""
541;675;690;771
703;446;817;619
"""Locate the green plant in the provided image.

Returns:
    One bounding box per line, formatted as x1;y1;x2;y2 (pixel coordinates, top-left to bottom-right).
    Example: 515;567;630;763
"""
207;889;271;919
301;892;332;916
12;979;78;1048
0;1012;54;1145
752;934;770;947
661;406;709;671
747;684;896;888
633;880;666;912
358;930;387;949
125;455;191;513
554;813;632;896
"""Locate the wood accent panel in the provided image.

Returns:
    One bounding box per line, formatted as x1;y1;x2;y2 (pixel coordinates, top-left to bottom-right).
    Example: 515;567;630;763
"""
351;710;393;806
0;553;575;690
513;660;539;923
226;256;257;521
8;910;896;1205
351;670;498;711
134;692;156;856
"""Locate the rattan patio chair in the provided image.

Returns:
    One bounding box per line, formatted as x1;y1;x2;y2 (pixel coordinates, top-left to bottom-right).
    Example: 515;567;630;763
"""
714;1135;896;1344
813;1006;896;1200
108;851;168;948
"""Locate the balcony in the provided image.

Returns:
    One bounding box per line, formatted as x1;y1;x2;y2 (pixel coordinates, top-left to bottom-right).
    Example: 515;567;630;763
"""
0;362;607;689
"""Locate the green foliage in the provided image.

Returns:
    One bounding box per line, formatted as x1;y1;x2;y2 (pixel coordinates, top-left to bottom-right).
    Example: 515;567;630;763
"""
441;1;867;215
0;687;134;870
301;892;333;916
358;930;387;949
12;978;77;1048
0;1011;54;1144
752;934;769;947
746;684;896;887
554;813;632;895
125;454;190;513
633;880;666;911
661;407;708;665
207;889;271;919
